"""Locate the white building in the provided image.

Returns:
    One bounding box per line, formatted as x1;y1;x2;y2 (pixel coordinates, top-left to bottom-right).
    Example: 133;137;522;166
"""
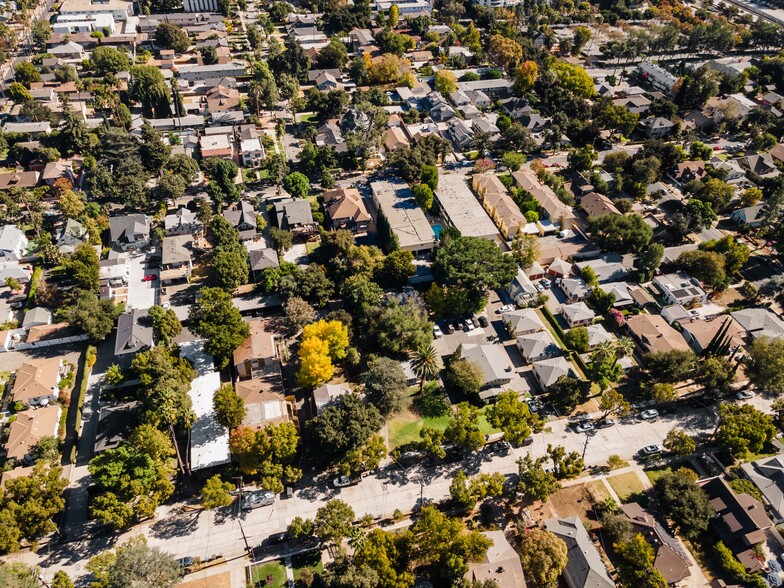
0;225;28;261
637;61;677;94
177;62;247;83
472;0;521;7
436;173;501;244
374;0;432;13
59;0;133;21
240;138;265;168
652;273;708;307
53;12;115;33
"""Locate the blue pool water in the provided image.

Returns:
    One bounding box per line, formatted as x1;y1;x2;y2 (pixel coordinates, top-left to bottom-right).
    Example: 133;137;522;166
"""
432;224;443;239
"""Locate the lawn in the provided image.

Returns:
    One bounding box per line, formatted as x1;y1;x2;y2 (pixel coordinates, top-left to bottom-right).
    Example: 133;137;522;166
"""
251;561;287;588
607;472;645;502
292;551;322;585
645;462;700;485
387;407;498;449
587;480;612;502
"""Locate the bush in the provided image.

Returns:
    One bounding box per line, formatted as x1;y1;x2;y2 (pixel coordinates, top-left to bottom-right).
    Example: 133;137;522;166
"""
419;381;448;417
86;345;97;367
713;541;747;584
607;455;625;469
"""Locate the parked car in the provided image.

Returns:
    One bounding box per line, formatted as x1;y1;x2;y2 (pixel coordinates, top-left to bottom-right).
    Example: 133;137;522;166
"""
477;315;489;328
574;422;594;433
497;304;515;314
446;323;455;334
736;390;756;400
142;274;156;282
455;321;463;331
639;409;659;420
464;319;474;331
540;278;552;288
333;475;352;488
641;444;662;456
433;325;443;338
176;557;195;571
596;418;615;429
242;490;275;510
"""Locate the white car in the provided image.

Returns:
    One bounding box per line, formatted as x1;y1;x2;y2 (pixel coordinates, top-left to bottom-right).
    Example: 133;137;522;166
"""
575;423;594;433
639;409;659;420
433;325;443;338
736;390;756;400
497;304;515;314
540;278;552;288
464;319;474;331
333;476;352;488
641;444;662;456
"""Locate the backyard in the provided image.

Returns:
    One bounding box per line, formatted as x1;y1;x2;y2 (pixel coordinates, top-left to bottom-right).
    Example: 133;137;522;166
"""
250;561;286;588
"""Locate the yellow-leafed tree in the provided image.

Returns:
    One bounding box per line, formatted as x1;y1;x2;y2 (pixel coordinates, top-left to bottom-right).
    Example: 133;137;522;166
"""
302;320;349;361
297;336;334;388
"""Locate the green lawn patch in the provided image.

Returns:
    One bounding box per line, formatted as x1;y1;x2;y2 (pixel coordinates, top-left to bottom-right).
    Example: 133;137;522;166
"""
251;561;287;588
607;472;644;502
387;407;498;450
292;551;322;585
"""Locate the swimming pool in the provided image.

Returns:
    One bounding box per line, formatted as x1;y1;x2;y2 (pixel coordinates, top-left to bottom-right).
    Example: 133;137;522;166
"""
432;224;443;239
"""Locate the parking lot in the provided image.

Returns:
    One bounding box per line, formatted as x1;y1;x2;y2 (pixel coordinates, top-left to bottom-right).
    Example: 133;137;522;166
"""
126;252;159;310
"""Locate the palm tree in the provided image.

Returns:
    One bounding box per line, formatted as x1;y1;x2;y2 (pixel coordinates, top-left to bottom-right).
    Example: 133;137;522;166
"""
411;344;441;392
594;340;616;364
614;336;635;367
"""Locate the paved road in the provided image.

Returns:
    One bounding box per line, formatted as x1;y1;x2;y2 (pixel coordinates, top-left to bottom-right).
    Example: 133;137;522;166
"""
13;393;774;583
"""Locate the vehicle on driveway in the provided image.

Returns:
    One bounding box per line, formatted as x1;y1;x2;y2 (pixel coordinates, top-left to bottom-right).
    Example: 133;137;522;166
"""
639;409;659;420
574;422;594;433
142;274;156;282
641;444;662;456
736;390;756;400
446;323;455;334
176;556;195;571
540;278;551;288
477;315;489;328
497;304;515;314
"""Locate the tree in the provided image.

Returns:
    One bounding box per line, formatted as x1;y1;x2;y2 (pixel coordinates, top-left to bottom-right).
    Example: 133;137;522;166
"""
213;384;246;429
211;247;249;290
8;82;32;103
59;290;120;342
14;62;40;87
745;337;784;394
148;305;182;346
637;242;664;280
129;65;172;118
511;234;540;269
156;22;190;53
698;356;734;392
388;3;399;27
434;70;457;94
434;236;518;314
202;158;240;202
410;344;441;391
568;145;597;171
51;571;74;588
314;499;355;545
30;435;59;463
716;403;775;458
663;429;696;456
588;351;622;391
165;154;200;183
651;382;676;403
518;454;560;501
563;327;589;353
449;469;505;511
553;61;595;98
741;187;763;207
644;350;697;383
269;227;293;254
285;296;316;330
91;46;130;75
488;34;522;73
412;183;434;210
201;475;234;509
228;423;301;489
421;165;438;190
598;389;630;418
65;243;99;292
614;535;668;588
284;172;310;198
93;537;181;588
486;391;540;445
675;250;726;291
445;357;484;398
548;376;584;414
520;529;568;588
364;357;408;415
514;60;538;93
297;336;334;388
308;393;382;461
444;402;485;452
189;288;250;368
654;468;713;539
588;214;652;253
367;298;432;354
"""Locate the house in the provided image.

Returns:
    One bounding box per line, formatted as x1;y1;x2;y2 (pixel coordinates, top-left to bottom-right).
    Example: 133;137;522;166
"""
205;85;240;113
200;134;234;159
502;309;546;336
700;476;772;572
0;225;28;261
544;517;614;588
626;314;690;354
739;153;780;180
713;158;746;184
548;258;574;278
109;214;150;251
517;330;561;362
619;503;692;584
596;282;634;307
613;94;651;115
653;273;708;306
233;318;280;380
384;127;410;152
49;41;84;59
506;269;537;306
446;117;474;150
313;71;342;91
465;531;527;587
560;278;592;303
94;401;139;453
223;201;257;241
274;199;317;235
0;170;40;190
579;192;620;218
160;235;192;284
731;204;764;228
561;302;595;327
574;256;628;284
58;0;132;20
239;138;264;168
114;308;153;364
4;405;62;462
177;62;247;82
680;316;745;355
512;169;576;230
42;160;77;187
235;376;289;430
22;307;52;329
2;122;52;135
56;218;88;254
164;208;202;237
371;179;437;254
533;357;574;390
585;323;616;350
639;117;675;138
730;308;784;340
637;61;677;93
462;344;514;390
249;248;279;281
672;161;707;185
741;452;784;523
312;383;351;415
324;187;371;234
472;173;527;240
11;358;64;407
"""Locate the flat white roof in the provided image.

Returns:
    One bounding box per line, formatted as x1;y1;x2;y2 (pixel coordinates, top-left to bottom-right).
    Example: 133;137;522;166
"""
370;178;436;251
180;340;230;471
436;173;500;241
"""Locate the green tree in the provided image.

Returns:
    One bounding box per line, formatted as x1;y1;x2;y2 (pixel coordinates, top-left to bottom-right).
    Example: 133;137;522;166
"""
410;344;441;392
434;70;458;94
59;290;120;342
95;536;181;588
51;571;74;588
379;250;416;287
148;305;182;346
637;242;664;280
698;356;734;392
675;250;727;291
213;384;246;429
308;393;382;462
614;535;668;588
547;376;584;414
563;327;589;353
644;349;697;383
486;390;540;445
520;529;568;588
65;243;99;292
364;357;408;416
444;402;485;452
653;468;713;539
518;454;560;501
200;475;234;509
91;46;130;75
744;336;784;394
284;172;310;198
421;165;438;191
552;60;595;98
588;214;653;253
663;428;696;456
314;499;355;545
211;247;249;290
14;62;40;87
445;357;484;398
598;389;630;418
269;227;294;254
716;403;775;458
156;22;190;53
412;183;434;210
188;288;250;368
129;65;172;118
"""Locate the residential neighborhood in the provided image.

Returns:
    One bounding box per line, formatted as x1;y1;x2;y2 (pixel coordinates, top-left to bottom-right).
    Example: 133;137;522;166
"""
0;0;782;585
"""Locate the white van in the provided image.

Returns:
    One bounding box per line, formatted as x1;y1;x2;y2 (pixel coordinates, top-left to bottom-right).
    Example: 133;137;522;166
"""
242;490;275;510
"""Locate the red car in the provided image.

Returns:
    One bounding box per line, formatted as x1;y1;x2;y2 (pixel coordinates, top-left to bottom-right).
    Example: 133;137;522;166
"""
142;274;156;282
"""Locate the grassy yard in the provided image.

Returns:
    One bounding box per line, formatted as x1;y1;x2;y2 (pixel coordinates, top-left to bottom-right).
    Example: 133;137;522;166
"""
251;561;287;588
587;480;612;502
645;461;700;486
387;407;498;449
607;472;645;502
292;551;322;585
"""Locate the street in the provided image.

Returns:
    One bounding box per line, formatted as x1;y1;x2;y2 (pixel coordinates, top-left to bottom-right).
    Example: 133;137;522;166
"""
12;391;774;583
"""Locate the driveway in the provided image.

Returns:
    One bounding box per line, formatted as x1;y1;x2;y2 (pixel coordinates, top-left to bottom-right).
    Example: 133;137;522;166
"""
126;252;158;310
